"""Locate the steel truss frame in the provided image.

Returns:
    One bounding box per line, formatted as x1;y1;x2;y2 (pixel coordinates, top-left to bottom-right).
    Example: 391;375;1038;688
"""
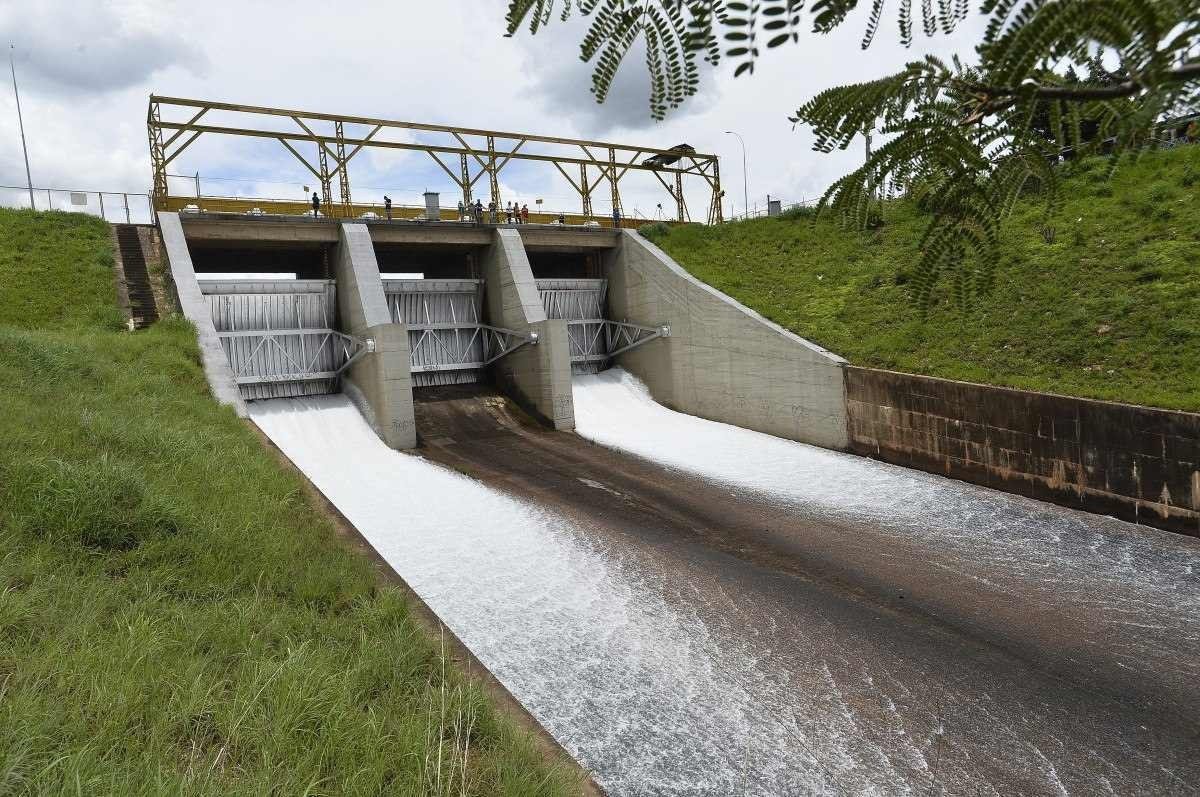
407;322;537;373
217;328;368;385
566;320;669;364
147;96;723;224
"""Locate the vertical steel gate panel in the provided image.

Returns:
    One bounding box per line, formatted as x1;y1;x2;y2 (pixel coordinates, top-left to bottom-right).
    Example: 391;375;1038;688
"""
537;279;609;374
536;278;668;373
384;279;486;386
201;280;354;400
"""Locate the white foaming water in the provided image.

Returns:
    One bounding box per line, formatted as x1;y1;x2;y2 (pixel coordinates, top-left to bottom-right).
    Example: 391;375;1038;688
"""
251;396;838;794
572;368;1200;621
252;388;1200;795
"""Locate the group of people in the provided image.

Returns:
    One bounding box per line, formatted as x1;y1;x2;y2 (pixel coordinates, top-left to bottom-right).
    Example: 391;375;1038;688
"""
457;199;532;224
309;190;622;228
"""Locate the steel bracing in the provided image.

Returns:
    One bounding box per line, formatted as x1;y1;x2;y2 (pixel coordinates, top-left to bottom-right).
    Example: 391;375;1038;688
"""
536;279;668;372
146;96;724;225
384;279;535;386
202;280;366;399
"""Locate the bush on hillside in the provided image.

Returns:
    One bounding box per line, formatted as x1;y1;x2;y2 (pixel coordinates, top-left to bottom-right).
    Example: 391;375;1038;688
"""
777;205;817;221
637;222;670;240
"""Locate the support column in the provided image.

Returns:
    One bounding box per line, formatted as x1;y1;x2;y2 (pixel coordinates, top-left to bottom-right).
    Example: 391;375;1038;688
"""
460;153;472;210
481;228;574;430
580;165;593;217
333;223;417;449
608;146;621;221
486;135;501;212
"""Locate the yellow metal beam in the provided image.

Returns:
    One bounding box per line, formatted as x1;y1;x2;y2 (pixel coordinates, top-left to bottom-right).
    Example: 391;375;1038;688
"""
150;94;718;159
147;95;722;224
153;120;700;176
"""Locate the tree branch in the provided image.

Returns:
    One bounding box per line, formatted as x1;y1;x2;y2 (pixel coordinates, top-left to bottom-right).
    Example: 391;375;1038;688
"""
964;61;1200;103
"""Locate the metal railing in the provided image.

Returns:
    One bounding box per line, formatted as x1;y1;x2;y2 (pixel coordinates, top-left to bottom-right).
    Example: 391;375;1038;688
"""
0;185;154;224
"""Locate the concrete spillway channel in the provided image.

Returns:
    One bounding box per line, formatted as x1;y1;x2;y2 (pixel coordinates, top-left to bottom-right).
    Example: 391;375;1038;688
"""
159;212;1200;795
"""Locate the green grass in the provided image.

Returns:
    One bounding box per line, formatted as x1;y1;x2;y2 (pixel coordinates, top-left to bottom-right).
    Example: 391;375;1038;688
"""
0;208;576;796
643;145;1200;411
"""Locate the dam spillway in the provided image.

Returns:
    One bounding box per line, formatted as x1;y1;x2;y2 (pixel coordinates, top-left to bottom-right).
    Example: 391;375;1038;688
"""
251;371;1200;796
152;209;1200;794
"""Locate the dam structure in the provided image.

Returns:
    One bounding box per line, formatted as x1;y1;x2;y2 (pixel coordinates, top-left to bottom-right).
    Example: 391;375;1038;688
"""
140;99;1200;795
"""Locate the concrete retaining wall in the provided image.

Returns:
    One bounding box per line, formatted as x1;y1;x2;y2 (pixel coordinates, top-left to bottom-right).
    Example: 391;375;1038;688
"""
481;229;575;429
846;366;1200;536
603;231;848;450
158;212;248;418
333;224;417;449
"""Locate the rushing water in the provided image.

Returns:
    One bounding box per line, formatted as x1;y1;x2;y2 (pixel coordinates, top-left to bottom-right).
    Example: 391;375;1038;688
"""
251;379;1200;796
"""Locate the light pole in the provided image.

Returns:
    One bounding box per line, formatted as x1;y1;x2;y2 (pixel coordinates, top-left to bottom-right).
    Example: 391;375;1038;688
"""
9;45;34;210
724;130;748;220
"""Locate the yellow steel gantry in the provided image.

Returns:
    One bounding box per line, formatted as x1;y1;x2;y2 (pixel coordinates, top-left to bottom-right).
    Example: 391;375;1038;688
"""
146;96;724;225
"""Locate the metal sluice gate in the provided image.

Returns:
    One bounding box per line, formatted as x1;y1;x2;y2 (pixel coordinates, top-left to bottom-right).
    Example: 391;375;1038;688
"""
385;279;535;387
202;280;367;400
200;278;666;398
536;279;668;374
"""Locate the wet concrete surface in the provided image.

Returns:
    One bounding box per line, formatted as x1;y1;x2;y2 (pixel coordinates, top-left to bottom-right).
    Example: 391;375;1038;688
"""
413;384;1200;795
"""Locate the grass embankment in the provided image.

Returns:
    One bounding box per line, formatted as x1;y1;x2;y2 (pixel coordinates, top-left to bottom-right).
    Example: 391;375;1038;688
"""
0;209;574;795
643;145;1200;411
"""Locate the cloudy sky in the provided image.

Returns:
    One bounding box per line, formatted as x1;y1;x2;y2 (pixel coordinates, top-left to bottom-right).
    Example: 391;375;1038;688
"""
0;1;986;222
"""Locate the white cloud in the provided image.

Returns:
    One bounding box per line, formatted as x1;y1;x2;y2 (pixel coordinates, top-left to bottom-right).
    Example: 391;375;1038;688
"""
0;0;988;216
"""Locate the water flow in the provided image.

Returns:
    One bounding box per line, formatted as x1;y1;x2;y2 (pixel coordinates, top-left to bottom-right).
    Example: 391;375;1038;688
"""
573;368;1200;634
251;383;1200;795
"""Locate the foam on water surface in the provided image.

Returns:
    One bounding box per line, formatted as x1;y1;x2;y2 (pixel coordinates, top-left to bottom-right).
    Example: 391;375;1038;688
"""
251;381;1200;795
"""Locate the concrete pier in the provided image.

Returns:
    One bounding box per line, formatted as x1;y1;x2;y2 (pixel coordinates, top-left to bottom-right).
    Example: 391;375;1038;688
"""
333;223;417;449
480;228;575;430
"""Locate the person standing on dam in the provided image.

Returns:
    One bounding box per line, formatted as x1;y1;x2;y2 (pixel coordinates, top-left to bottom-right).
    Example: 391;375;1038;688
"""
384;195;392;221
473;199;483;224
311;192;320;218
521;203;529;224
612;205;621;229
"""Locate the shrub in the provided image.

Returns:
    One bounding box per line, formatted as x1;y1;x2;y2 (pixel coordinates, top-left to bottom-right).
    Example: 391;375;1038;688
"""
637;222;670;240
777;204;817;221
1146;180;1176;203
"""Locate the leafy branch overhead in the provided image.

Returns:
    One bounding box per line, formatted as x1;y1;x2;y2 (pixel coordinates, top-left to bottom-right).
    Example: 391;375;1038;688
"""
505;1;1200;309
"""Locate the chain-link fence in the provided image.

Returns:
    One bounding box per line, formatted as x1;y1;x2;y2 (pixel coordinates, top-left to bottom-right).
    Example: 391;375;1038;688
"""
0;185;155;224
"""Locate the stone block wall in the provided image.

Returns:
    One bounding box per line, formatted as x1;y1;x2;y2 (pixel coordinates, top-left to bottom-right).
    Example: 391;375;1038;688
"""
846;366;1200;536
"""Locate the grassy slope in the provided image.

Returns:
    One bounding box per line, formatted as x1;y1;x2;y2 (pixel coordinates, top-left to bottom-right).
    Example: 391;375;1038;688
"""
0;209;573;796
644;145;1200;412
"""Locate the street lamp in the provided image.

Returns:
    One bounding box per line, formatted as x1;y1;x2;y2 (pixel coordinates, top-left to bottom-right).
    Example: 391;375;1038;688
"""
9;45;34;210
724;130;748;220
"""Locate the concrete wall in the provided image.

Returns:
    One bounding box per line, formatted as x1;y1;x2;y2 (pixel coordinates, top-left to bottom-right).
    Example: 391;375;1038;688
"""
158;212;248;418
846;367;1200;537
333;223;417;449
481;228;574;429
603;231;848;450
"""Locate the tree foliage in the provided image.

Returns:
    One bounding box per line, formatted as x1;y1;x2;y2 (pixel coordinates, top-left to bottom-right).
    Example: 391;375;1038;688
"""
505;1;1200;309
